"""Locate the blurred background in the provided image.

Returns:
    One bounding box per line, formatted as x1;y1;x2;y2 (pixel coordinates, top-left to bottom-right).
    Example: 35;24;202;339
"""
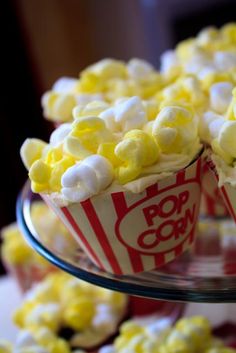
1;0;236;273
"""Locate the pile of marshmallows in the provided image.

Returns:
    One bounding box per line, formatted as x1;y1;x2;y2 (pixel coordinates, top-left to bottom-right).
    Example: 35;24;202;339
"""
21;23;236;203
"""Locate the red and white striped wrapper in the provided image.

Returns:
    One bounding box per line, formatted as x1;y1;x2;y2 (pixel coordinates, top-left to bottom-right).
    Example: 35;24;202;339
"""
207;157;236;224
200;161;229;217
44;156;202;275
3;261;57;292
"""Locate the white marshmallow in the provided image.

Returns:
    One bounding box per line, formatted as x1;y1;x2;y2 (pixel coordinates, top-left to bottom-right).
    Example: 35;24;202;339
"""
49;123;72;147
198;65;217;80
199;111;222;142
61;155;113;203
98;346;116;353
210;82;233;114
15;330;37;349
52;77;77;93
160;50;179;75
214;51;236;70
218;120;236;158
127;58;154;80
100;96;147;132
208;117;225;139
25;303;60;327
75;93;104;105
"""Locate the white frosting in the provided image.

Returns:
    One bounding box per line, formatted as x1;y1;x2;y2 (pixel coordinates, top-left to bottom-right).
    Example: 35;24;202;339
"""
52;77;77;94
61;155;114;202
127;58;154;80
99;96;147;132
210;82;233;114
49;123;72;147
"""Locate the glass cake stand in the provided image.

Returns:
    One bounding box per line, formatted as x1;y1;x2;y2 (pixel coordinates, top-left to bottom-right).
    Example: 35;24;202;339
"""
16;181;236;304
16;181;236;344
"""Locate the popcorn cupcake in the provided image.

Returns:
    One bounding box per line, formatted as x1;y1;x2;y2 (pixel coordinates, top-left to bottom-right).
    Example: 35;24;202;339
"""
41;59;163;125
20;94;203;274
99;316;235;353
159;23;236;218
1;201;78;292
13;272;129;352
1;222;55;292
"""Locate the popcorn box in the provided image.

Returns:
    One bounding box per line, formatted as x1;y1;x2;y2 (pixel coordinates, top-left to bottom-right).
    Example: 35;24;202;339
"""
207;157;236;224
43;156;202;275
3;261;56;292
200;161;229;217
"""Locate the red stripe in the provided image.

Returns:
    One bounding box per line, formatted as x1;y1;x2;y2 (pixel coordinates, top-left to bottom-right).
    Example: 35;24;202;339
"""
127;249;144;272
174;243;183;257
146;184;158;197
61;207;104;270
196;157;202;181
111;192;128;217
81;199;123;274
176;169;185;184
154;253;165;268
221;186;236;223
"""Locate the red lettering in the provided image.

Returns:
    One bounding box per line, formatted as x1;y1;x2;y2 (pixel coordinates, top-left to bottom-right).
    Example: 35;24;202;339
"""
159;195;177;218
137;229;159;249
156;220;175;241
143;205;159;226
177;191;189;214
185;204;195;224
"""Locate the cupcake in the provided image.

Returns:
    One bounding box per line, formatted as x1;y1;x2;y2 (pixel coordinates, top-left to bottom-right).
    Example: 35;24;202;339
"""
1;201;78;292
20;94;202;274
99;316;235;353
1;222;55;292
41;59;163;125
13;272;129;352
160;23;236;218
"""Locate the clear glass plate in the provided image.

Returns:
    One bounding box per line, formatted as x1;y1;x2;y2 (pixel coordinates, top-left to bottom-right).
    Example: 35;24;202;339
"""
16;181;236;303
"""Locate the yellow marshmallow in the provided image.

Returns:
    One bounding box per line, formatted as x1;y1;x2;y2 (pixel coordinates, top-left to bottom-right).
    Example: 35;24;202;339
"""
47;338;71;353
1;224;32;264
49;156;75;191
63;298;95;331
42;91;76;122
29;160;51;185
0;340;12;353
65;116;114;158
44;147;63;166
226;87;236;120
73;101;109;119
82;59;127;80
98;142;121;167
211;137;233;165
20;138;47;170
218;120;236;158
115;130;159;184
143;100;160;121
152;105;197;153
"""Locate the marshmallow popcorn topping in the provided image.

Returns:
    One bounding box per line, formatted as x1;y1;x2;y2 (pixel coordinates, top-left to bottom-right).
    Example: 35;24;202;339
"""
13;272;128;352
21;95;201;204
